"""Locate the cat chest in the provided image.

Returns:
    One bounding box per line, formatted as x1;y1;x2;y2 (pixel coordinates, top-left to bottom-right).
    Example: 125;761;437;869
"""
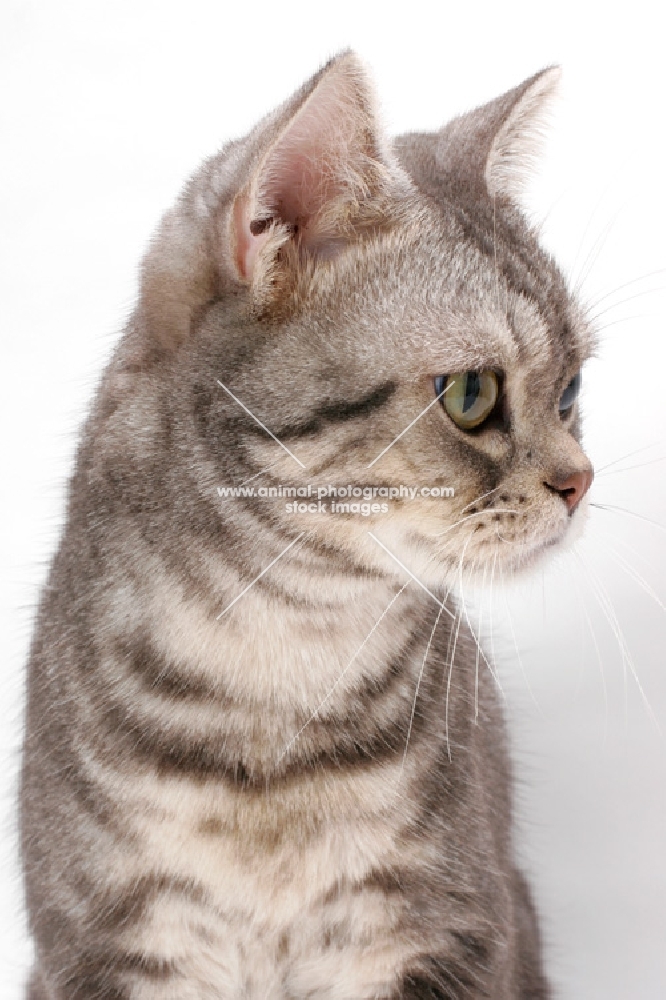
121;769;419;998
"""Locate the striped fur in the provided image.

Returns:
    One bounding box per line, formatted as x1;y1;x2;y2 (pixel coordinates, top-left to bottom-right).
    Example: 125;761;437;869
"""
21;53;595;998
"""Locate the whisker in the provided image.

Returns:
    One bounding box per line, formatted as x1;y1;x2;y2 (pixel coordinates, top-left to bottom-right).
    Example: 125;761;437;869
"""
488;550;499;688
604;544;666;615
498;558;544;717
445;606;464;763
473;562;489;720
571;557;609;745
596;454;666;478
592;313;652;335
443;537;476;761
459;541;505;707
568;195;610;291
594;443;662;475
460;486;502;515
573;208;622;295
398;602;446;783
584;267;666;314
574;550;661;734
433;508;519;538
590;502;666;535
534;188;569;237
587;284;666;325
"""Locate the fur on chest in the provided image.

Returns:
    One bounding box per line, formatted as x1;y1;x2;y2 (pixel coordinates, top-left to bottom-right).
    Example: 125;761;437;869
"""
109;763;436;999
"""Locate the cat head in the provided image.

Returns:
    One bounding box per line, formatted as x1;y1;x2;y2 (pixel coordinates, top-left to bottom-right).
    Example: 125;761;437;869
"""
136;51;595;590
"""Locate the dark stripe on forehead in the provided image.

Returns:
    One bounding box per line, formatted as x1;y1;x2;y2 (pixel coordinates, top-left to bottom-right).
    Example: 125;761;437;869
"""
451;200;573;366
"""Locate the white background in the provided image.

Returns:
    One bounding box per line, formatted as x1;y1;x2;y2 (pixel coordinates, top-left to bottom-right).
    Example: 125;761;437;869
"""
2;1;665;997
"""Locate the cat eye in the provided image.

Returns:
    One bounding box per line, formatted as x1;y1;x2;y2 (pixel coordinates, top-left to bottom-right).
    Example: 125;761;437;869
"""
435;370;499;430
558;372;581;415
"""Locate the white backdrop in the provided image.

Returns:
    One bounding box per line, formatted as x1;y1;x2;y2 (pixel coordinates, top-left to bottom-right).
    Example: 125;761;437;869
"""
2;1;665;997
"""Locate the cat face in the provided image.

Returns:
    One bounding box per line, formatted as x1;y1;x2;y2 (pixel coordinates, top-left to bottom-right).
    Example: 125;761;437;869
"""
141;53;595;591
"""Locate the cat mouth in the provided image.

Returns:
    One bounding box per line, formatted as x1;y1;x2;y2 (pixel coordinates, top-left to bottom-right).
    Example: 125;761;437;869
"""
440;508;582;578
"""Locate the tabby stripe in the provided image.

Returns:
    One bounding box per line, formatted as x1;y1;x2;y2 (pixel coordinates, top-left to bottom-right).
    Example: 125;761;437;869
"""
398;145;572;358
63;952;177;1000
99;698;432;788
397;951;490;999
92;607;447;786
64;750;123;832
267;380;397;440
119;636;229;703
89;874;210;933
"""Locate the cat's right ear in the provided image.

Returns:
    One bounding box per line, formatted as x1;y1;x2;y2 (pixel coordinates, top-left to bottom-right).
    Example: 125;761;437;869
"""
227;51;404;303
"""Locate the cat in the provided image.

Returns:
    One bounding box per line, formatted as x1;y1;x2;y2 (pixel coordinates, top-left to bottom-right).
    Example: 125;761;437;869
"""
20;51;595;999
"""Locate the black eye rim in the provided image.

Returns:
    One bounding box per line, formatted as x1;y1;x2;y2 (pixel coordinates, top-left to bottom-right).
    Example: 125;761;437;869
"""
434;370;505;432
558;371;582;416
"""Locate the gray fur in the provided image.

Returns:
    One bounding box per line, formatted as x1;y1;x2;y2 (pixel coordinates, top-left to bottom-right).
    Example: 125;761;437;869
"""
21;52;594;999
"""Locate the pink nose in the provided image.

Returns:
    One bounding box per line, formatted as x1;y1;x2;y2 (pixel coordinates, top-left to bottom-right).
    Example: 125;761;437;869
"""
545;469;594;513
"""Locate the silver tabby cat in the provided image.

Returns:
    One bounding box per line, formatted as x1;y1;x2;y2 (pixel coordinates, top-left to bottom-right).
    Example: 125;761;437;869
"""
21;52;595;999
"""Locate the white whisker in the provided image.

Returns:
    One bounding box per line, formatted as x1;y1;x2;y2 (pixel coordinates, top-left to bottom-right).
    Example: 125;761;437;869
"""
460;487;502;515
573;208;621;295
594;443;662;475
596;454;666;478
587;284;666;326
445;605;464;763
574;550;661;735
398;603;446;783
571;562;609;745
585;267;666;314
498;558;544;717
605;544;666;615
433;508;518;538
590;502;666;536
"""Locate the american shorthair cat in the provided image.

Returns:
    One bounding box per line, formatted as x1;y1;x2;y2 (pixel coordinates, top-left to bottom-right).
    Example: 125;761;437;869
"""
21;52;594;999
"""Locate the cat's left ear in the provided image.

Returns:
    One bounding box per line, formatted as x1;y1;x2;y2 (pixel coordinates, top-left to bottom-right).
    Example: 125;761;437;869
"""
438;67;561;202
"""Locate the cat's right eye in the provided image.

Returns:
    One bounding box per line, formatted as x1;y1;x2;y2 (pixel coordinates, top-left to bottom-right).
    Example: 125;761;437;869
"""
435;371;499;430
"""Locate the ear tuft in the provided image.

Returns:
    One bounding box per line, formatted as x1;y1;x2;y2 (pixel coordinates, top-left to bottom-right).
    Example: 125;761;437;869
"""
485;66;561;201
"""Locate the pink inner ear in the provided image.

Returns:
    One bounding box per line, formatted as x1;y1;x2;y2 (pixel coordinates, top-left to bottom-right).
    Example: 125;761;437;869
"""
233;193;273;282
231;55;381;284
260;124;340;233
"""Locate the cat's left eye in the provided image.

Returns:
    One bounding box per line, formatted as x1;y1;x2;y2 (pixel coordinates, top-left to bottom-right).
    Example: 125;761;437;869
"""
558;372;581;415
435;370;499;430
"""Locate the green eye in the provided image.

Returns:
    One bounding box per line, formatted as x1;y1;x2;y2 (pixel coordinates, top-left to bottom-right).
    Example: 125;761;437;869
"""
435;370;499;430
559;372;581;414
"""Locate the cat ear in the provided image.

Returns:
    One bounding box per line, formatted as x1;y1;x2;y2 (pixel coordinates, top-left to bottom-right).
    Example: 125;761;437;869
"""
438;67;561;202
229;51;399;289
484;67;561;200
